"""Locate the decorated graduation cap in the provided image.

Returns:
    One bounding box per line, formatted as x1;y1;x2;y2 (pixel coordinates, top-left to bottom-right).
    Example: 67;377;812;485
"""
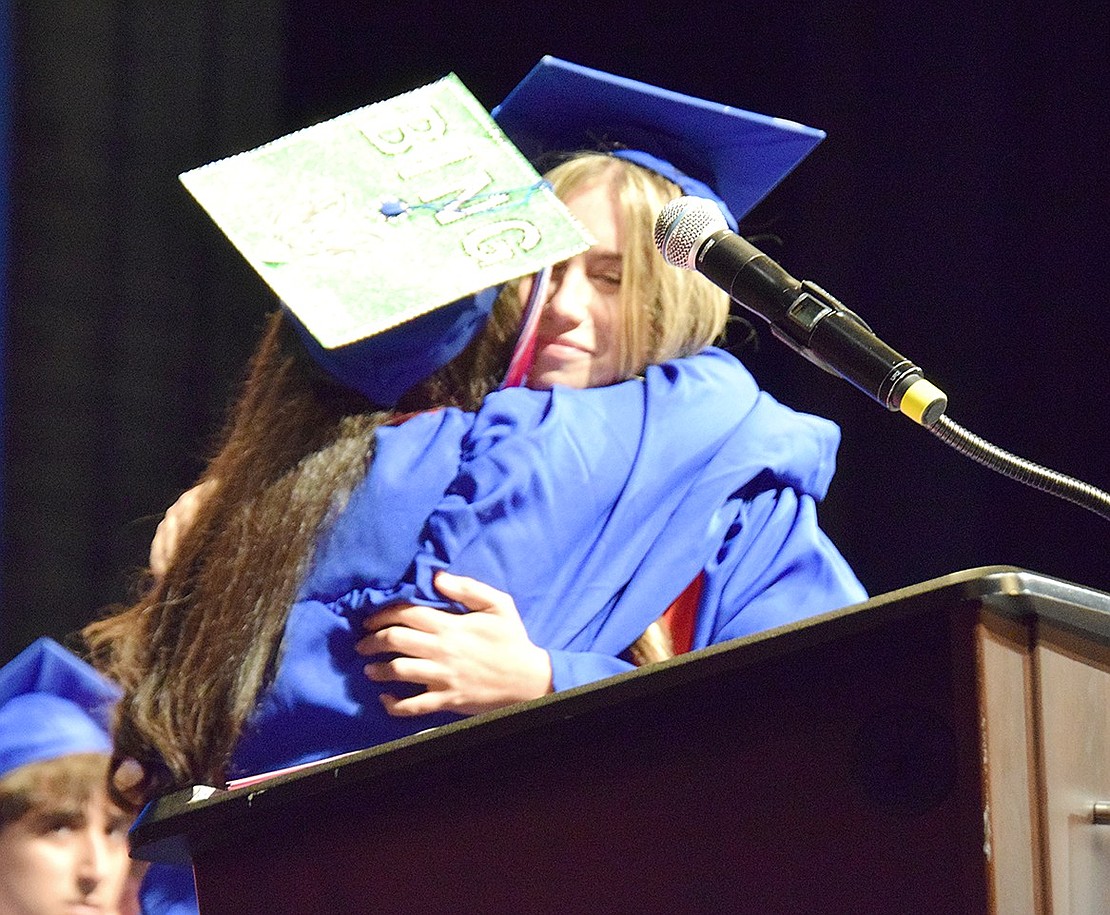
0;637;120;779
179;59;823;404
493;56;826;232
180;74;593;406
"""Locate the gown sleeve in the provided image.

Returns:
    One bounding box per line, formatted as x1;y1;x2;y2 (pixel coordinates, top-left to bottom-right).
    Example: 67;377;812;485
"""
547;458;867;691
341;349;761;652
545;648;638;691
343;348;865;694
693;483;867;649
547;476;866;691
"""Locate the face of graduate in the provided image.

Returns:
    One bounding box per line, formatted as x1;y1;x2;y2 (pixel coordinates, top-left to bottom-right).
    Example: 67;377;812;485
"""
523;175;625;390
0;791;132;915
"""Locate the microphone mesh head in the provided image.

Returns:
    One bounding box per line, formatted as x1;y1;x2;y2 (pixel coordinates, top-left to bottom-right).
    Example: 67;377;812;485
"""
653;196;729;270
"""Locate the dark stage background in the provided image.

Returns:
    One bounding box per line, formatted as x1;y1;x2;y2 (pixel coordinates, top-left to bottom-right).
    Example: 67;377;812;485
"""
3;3;1107;662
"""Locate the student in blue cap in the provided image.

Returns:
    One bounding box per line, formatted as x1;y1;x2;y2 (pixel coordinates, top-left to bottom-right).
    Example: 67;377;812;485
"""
86;58;864;913
0;638;139;915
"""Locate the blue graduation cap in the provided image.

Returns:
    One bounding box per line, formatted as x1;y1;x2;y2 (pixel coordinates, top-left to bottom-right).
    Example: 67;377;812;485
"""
284;285;502;407
0;637;120;779
200;60;824;405
180;72;592;408
492;56;826;231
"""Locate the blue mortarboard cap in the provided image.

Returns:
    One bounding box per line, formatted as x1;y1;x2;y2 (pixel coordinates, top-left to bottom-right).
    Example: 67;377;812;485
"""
255;60;823;403
178;71;594;407
492;56;826;231
0;637;120;779
285;285;501;406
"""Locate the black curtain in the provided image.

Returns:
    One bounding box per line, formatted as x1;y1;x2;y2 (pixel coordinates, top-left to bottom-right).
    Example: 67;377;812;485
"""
4;1;1108;662
3;2;282;659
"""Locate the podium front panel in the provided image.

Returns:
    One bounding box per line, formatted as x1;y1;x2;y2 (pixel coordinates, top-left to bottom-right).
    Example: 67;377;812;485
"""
130;568;1110;914
191;584;988;912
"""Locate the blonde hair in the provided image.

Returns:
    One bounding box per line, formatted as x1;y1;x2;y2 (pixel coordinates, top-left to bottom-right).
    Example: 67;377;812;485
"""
542;153;730;379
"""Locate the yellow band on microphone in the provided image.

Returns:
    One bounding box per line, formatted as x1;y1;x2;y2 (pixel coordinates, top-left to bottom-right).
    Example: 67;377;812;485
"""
899;377;948;426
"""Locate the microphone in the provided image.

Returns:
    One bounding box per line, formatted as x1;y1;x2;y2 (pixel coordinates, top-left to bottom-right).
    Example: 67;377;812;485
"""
655;196;947;426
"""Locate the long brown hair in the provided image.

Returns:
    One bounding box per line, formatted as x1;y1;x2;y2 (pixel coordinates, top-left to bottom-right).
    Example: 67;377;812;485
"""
83;305;516;803
84;153;729;804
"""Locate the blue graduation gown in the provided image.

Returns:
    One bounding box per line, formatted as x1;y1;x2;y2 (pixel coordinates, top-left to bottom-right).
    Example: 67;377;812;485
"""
141;348;865;911
231;346;864;774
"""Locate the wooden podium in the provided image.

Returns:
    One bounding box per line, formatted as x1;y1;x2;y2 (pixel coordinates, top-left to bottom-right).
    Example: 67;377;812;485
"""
131;567;1110;914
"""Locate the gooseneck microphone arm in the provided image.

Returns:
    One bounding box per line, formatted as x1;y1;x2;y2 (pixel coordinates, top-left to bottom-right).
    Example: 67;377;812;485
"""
655;196;1110;522
928;414;1110;521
